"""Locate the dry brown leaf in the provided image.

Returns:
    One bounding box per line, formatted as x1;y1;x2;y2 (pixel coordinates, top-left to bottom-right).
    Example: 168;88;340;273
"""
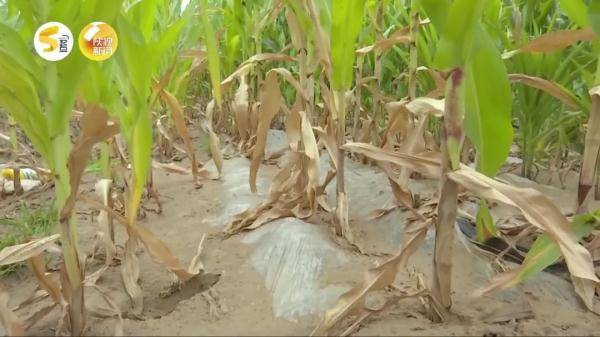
245;53;295;64
313;220;431;336
155;63;177;96
286;99;303;151
156;115;188;154
286;6;305;51
341;141;599;311
152;160;191;175
382;100;410;147
357;117;375;145
62;105;119;220
122;237;143;315
377;101;415;209
94;179;116;271
518;27;597;53
432;172;458;309
509;74;580;109
208;131;224;178
269;68;310;101
27;255;63;305
406;97;445;117
250;71;282;193
187;234;207;275
0;284;25;336
342;142;440;178
366;199;400;220
160;89;200;182
246;207;295;231
232;75;250;142
356;27;411;56
134;225;199;281
314;125;338;170
578;86;600;213
82;195;204;280
221;53;295;93
300;111;321;192
221;63;254;92
448;165;599;284
335;192;354;243
356;76;378;87
200;101;224;178
0;235;61;266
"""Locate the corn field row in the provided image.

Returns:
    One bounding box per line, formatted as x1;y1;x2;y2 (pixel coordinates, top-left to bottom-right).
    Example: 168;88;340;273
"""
0;0;599;336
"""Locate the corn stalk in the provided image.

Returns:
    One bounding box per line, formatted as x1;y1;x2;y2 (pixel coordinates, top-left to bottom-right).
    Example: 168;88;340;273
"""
431;68;464;310
330;0;367;238
421;0;512;311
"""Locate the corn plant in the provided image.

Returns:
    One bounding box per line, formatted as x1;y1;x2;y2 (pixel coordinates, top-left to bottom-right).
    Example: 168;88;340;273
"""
1;0;600;336
0;1;122;333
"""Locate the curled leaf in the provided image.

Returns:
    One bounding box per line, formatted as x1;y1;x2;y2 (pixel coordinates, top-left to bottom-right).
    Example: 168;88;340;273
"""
518;27;596;54
509;74;581;110
160;89;200;182
249;71;282;193
0;235;61;266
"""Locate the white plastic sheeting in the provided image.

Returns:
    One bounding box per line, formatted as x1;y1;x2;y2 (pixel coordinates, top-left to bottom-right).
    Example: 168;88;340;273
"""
242;218;350;321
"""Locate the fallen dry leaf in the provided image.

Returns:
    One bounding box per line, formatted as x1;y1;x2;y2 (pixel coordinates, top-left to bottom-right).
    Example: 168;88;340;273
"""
0;235;61;266
313;220;432;336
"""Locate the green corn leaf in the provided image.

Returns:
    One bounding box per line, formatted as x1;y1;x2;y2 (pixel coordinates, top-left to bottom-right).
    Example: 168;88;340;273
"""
0;23;42;81
46;58;89;138
6;0;37;39
80;0;123;24
464;25;513;177
200;0;222;107
129;104;153;221
0;86;50;162
151;17;187;70
476;200;497;242
117;15;152;105
132;0;159;42
590;0;600;35
0;52;44;127
559;0;589;28
331;0;367;90
515;212;599;284
434;0;487;69
419;0;450;32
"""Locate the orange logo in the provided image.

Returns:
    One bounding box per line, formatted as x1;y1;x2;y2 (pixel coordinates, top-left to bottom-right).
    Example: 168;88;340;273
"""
79;22;119;61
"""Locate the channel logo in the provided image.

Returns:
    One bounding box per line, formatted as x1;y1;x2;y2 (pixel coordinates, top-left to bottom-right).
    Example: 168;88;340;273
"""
79;22;119;61
33;22;74;61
